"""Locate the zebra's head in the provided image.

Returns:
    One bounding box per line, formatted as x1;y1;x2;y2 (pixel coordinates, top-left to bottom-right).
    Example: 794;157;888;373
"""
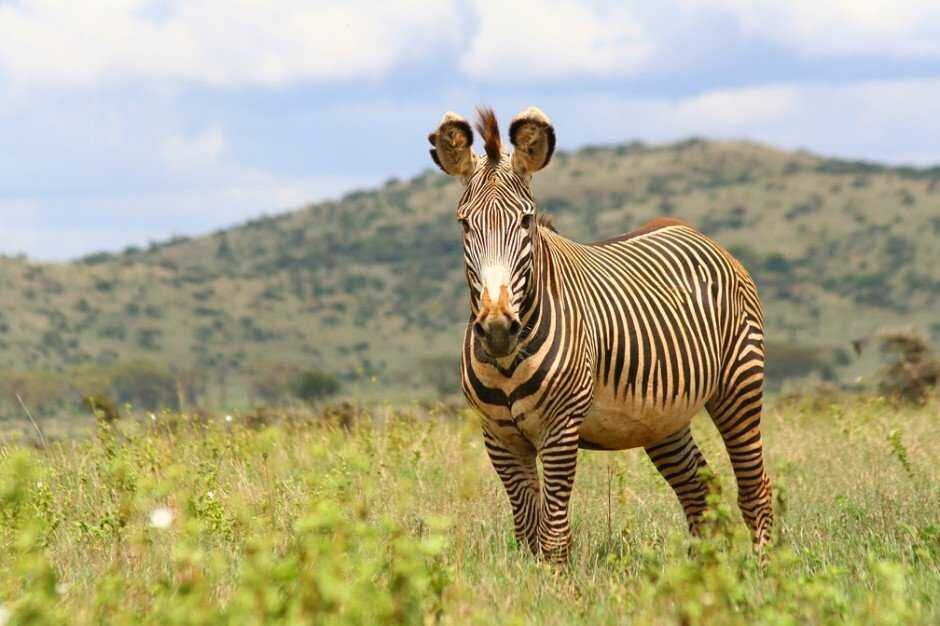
428;107;556;358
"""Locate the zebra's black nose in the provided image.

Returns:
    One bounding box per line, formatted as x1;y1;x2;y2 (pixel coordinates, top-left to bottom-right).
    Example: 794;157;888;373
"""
475;315;521;358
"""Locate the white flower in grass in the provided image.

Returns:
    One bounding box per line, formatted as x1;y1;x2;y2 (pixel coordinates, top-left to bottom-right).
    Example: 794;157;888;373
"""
0;605;10;626
225;414;233;423
149;506;174;529
149;412;157;421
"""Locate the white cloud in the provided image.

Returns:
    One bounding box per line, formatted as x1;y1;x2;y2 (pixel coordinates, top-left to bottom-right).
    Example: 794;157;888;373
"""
160;127;226;170
529;78;940;165
673;85;800;130
0;0;460;87
460;0;652;81
689;0;940;58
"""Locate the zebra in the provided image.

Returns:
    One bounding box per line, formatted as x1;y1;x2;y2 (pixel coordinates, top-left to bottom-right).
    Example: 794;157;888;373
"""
428;107;773;562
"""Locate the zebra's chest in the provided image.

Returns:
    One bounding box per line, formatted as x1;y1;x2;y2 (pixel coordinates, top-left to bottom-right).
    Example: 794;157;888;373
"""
469;360;559;453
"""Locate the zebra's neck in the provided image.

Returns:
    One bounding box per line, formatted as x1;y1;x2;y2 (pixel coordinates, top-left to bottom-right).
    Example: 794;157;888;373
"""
514;225;559;355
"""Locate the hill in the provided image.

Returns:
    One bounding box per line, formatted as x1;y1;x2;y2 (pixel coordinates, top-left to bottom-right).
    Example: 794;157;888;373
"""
1;138;939;409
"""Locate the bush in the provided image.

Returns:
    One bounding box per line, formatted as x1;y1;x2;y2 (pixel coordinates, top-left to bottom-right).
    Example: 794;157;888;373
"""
110;360;178;410
250;362;300;404
875;328;940;403
291;369;341;403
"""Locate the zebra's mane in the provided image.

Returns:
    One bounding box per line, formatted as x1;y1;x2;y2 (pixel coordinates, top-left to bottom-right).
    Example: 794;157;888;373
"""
475;107;502;164
537;213;557;232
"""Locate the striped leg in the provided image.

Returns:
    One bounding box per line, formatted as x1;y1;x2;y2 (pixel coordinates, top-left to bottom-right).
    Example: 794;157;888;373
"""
483;432;541;554
537;421;581;563
707;320;773;548
645;425;710;536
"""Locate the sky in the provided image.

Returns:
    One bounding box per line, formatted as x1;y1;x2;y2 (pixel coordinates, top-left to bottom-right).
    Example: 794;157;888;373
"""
2;0;940;261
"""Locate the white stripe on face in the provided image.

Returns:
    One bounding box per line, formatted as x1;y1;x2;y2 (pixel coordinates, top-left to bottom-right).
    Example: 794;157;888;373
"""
480;263;511;306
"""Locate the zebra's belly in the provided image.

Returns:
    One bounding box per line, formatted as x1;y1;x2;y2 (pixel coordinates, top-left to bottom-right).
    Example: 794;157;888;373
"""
579;388;706;450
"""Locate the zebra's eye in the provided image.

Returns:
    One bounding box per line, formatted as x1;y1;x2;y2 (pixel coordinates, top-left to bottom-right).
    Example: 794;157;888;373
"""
459;218;471;234
520;214;533;230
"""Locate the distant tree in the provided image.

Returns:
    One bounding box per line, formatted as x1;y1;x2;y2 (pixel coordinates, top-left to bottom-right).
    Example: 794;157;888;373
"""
291;369;341;404
764;342;838;387
137;327;163;351
0;369;70;413
250;362;300;404
419;355;461;398
216;236;233;259
172;367;208;410
111;360;177;410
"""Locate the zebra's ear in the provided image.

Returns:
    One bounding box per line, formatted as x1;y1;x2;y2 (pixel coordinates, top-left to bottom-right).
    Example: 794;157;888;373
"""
428;112;477;178
509;107;555;177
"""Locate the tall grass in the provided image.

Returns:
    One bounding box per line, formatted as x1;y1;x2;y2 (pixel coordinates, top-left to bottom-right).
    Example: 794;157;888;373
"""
0;397;936;625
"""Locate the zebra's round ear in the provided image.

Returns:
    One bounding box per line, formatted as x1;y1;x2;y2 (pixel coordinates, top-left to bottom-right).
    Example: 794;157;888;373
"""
428;112;478;178
509;107;555;177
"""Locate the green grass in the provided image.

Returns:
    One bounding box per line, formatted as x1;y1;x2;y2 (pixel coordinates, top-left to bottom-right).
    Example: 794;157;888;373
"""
0;397;937;624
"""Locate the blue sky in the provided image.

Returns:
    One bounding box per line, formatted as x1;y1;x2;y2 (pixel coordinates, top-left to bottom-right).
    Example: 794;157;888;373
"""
2;0;940;260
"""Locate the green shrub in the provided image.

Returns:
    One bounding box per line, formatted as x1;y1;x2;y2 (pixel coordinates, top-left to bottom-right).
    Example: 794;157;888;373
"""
110;360;177;410
291;369;341;403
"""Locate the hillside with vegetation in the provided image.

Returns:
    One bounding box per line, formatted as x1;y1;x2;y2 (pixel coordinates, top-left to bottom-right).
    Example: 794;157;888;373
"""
1;139;939;412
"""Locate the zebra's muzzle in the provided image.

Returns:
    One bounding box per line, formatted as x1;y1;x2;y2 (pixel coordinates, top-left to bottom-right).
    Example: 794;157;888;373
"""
474;318;521;358
473;285;521;358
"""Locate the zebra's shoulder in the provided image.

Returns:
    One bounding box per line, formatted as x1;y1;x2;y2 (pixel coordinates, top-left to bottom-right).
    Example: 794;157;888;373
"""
588;217;692;247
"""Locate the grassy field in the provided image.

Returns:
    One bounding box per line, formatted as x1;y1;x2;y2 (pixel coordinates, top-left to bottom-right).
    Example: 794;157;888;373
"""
0;397;937;625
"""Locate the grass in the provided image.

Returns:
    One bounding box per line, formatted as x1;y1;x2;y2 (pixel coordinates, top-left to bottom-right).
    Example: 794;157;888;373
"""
0;396;937;625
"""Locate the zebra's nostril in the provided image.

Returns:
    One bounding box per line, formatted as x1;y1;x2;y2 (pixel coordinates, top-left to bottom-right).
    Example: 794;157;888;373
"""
473;321;485;337
509;320;521;335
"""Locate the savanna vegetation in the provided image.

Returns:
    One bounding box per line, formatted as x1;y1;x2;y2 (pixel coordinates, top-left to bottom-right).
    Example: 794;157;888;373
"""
0;139;938;405
0;395;936;625
0;137;937;624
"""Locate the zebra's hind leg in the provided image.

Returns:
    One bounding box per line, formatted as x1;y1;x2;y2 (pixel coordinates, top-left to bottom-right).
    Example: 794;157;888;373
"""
645;425;710;536
706;324;773;549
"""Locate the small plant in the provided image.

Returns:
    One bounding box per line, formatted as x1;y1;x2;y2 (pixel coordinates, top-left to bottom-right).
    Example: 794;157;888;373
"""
83;393;121;423
887;429;914;477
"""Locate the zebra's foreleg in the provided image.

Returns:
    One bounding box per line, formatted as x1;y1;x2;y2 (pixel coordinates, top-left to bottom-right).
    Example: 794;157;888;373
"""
537;422;581;563
644;425;710;536
483;431;541;554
